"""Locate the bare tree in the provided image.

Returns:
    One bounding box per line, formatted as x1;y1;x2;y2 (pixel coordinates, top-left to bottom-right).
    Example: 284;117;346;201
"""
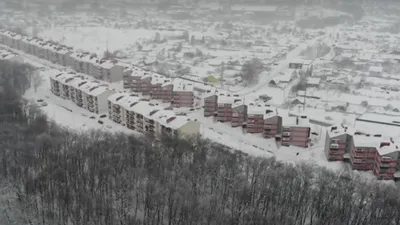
3;60;400;225
241;58;263;85
31;70;44;93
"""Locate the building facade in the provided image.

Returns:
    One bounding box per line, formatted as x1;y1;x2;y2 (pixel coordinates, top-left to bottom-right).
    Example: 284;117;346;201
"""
281;116;310;147
324;124;354;161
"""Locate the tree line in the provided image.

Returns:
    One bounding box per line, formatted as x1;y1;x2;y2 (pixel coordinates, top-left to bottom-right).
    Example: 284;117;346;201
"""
2;60;400;225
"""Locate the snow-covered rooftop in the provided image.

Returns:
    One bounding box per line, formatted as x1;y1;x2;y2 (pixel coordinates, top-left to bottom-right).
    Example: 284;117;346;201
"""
356;113;400;127
129;101;163;116
173;81;194;92
378;145;400;157
247;104;267;115
327;124;354;138
79;81;111;96
353;134;387;149
369;66;383;73
283;115;310;127
306;77;321;85
218;94;240;104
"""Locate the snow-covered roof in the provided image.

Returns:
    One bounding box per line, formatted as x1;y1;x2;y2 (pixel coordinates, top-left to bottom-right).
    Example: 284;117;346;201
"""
79;81;112;96
115;94;140;109
129;101;163;116
283;115;310;127
173;82;194;92
306;77;321;85
378;145;400;157
130;66;149;78
273;70;294;82
231;5;277;12
108;93;125;103
369;66;383;73
353;134;386;149
0;49;19;60
151;76;172;85
232;99;245;108
158;114;195;130
218;94;240;104
247;105;266;115
356;113;400;127
327;124;354;138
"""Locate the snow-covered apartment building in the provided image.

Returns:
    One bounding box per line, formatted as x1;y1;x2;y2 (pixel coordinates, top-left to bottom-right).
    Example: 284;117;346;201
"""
124;68;195;107
0;49;24;63
67;52;124;83
244;104;284;139
107;93;200;138
203;94;311;147
324;124;400;180
281;115;310;148
50;72;115;114
0;30;124;83
203;93;246;124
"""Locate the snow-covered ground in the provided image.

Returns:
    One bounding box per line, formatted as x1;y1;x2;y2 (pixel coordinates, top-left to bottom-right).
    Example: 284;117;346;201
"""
3;5;393;178
19;52;347;173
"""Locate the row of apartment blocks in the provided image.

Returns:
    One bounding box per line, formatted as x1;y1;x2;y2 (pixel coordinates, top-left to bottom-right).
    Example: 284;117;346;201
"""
324;124;400;180
49;71;115;114
203;93;311;148
108;93;200;138
123;67;195;108
0;30;196;108
0;49;24;63
0;30;124;83
49;71;200;138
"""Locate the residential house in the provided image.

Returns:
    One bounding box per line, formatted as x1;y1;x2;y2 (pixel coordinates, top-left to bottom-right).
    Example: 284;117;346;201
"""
306;77;321;88
369;66;383;77
269;70;295;87
289;62;303;69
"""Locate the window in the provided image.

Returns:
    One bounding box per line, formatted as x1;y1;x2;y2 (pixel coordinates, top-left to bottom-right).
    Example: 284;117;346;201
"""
331;139;340;144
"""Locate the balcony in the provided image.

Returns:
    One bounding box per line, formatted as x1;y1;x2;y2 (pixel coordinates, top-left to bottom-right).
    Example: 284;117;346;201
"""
330;143;339;150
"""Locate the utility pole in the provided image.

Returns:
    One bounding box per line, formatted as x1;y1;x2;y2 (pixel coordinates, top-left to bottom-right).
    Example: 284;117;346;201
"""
303;76;307;111
106;38;109;53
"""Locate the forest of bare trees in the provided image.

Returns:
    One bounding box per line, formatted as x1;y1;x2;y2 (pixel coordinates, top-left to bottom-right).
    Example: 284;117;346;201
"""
2;60;400;225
